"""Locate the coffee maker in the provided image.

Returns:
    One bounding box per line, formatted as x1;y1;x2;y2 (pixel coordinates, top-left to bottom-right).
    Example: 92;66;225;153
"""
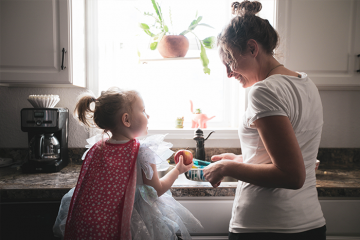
21;108;69;173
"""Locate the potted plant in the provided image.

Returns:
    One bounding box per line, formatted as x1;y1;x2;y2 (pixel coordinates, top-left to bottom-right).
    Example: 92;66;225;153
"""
138;0;216;74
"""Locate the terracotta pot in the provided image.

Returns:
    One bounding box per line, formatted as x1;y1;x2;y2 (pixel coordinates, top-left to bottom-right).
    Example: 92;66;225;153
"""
157;35;189;58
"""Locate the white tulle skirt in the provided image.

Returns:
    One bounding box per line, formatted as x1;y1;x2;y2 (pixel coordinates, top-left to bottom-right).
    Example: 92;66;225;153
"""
53;188;74;239
131;185;203;240
53;185;203;240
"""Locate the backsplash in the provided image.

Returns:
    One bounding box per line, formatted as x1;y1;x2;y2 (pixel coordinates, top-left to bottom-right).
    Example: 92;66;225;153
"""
1;87;360;149
1;148;359;166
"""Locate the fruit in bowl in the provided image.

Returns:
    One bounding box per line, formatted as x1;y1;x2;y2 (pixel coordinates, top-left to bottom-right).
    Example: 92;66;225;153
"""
174;150;193;165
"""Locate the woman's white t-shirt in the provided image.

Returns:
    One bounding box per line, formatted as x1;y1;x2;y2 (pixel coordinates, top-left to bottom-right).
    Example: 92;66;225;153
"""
230;73;326;233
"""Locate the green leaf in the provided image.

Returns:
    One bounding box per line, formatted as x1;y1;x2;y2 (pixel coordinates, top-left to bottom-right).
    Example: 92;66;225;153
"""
203;67;210;74
203;66;210;74
158;32;165;41
179;30;189;35
202;36;216;49
137;49;141;58
144;29;155;37
194;16;203;25
150;42;158;50
139;23;150;30
197;23;215;29
164;25;169;32
151;0;162;22
188;16;203;31
189;20;197;28
200;44;209;67
153;32;164;40
149;32;165;50
200;42;210;74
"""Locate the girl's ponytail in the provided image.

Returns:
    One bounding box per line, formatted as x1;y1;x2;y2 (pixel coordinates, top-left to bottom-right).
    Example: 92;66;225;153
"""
74;93;97;128
74;87;139;132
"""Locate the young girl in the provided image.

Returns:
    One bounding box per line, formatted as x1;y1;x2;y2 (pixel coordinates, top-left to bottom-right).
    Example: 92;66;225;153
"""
53;87;203;240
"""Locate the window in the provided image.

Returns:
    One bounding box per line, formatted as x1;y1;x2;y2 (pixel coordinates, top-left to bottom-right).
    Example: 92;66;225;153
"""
82;0;276;143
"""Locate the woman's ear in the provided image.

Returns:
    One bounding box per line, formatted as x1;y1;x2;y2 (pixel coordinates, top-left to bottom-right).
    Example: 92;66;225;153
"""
122;113;131;127
247;39;259;57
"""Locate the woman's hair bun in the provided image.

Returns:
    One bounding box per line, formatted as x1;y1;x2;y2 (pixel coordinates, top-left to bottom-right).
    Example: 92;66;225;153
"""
231;1;262;17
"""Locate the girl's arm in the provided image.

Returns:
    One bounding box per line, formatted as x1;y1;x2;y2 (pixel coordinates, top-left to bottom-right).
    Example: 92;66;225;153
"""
142;156;193;196
204;115;306;190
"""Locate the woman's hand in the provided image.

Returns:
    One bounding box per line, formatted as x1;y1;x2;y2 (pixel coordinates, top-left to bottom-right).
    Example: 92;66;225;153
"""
175;155;193;175
203;160;231;188
211;153;243;163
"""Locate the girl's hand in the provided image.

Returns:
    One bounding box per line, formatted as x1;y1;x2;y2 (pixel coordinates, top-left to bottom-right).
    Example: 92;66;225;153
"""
203;160;230;188
211;153;243;163
175;155;193;175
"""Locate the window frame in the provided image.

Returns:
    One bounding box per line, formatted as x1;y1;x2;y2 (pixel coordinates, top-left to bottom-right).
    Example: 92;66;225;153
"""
83;0;275;146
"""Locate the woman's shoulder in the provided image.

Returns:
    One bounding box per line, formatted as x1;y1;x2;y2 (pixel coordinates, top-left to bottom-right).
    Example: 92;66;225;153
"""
248;78;281;100
251;73;310;97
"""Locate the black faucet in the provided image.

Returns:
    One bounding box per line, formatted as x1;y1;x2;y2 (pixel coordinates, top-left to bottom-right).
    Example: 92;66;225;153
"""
193;128;215;162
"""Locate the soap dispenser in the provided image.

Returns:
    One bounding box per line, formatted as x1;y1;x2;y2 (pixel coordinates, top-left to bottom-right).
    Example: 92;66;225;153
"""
193;128;215;162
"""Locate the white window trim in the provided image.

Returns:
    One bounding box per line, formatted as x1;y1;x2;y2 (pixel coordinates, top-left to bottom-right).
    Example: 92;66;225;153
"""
148;128;239;140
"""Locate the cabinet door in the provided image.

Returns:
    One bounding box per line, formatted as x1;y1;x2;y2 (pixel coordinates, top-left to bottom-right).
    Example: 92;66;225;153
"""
0;202;61;240
277;0;360;89
0;0;72;85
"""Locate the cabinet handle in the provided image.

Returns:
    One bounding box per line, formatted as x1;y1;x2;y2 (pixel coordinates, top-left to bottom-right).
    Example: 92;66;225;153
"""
357;54;360;73
61;48;67;70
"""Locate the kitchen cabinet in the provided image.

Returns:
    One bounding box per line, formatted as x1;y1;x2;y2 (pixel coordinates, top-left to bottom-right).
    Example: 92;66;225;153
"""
276;0;360;90
177;197;360;238
1;198;359;239
0;0;85;87
0;201;61;240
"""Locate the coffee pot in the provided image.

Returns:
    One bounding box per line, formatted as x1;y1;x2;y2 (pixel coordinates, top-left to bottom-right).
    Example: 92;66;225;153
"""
21;107;69;173
29;133;61;161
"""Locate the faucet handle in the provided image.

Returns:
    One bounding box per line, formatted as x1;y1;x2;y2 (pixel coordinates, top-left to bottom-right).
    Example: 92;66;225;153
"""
194;128;204;139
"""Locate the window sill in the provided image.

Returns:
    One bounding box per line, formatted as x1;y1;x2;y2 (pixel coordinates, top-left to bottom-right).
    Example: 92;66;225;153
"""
139;50;200;63
147;128;239;140
147;128;240;148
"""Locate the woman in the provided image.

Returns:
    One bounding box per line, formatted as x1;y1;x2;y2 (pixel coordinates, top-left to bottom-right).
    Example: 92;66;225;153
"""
203;1;326;239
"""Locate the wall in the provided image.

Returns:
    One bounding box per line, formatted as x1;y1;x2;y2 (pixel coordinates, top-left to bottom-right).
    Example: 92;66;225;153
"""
319;91;360;148
0;87;360;148
0;87;89;148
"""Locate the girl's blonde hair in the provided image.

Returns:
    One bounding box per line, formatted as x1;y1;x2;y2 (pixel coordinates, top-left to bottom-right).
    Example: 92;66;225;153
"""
217;1;279;69
74;87;139;132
